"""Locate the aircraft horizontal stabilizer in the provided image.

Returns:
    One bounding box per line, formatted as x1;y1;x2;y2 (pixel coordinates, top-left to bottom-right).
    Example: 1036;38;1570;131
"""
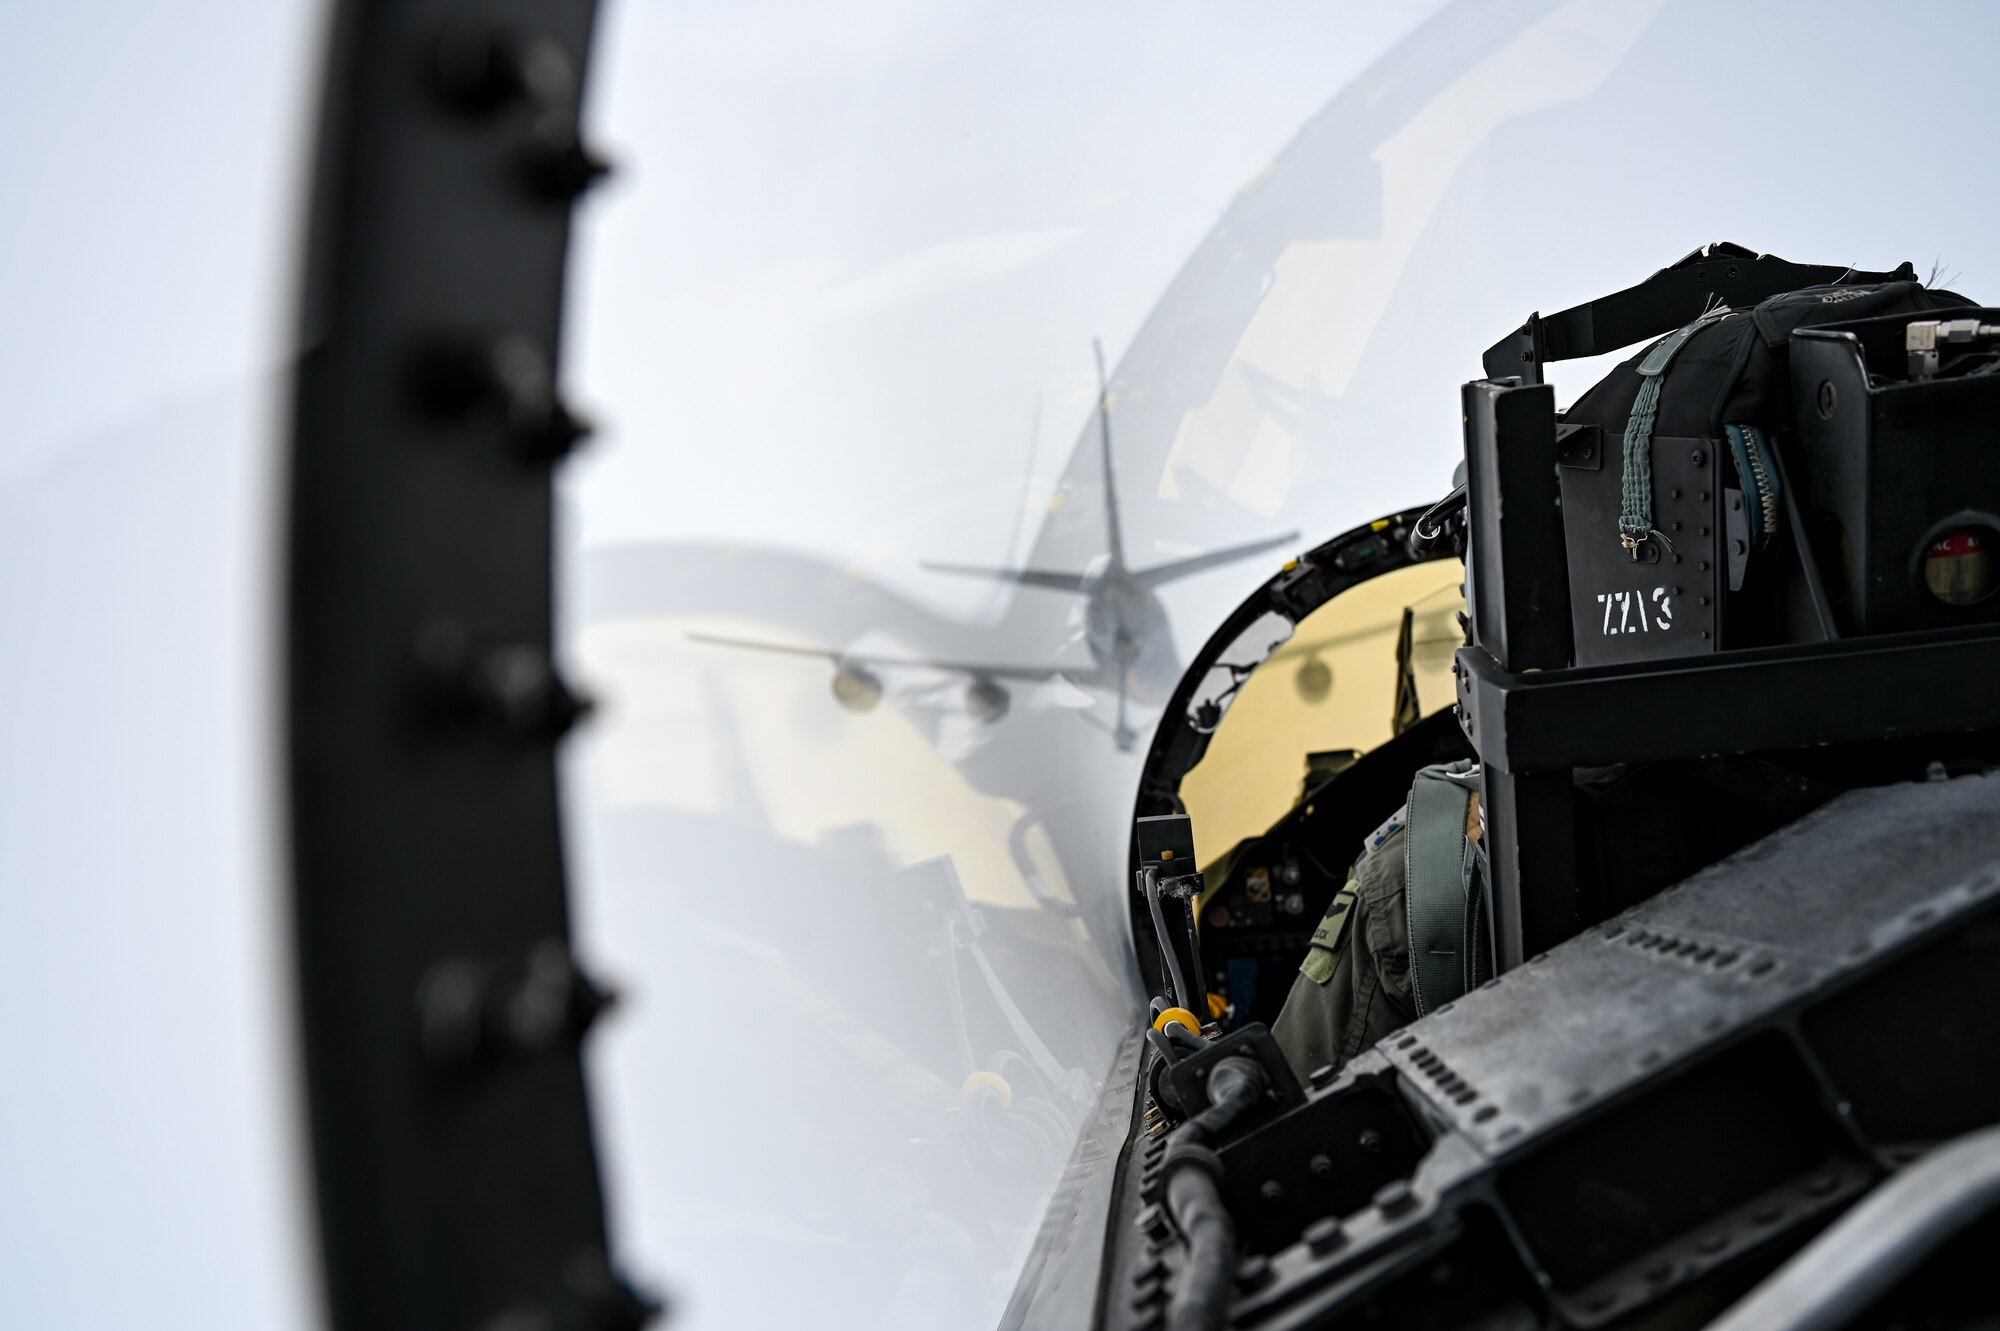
919;561;1092;593
1132;531;1300;588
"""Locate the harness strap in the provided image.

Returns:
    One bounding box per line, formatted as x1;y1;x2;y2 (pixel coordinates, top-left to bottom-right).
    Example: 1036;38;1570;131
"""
1619;304;1733;547
1404;761;1482;1016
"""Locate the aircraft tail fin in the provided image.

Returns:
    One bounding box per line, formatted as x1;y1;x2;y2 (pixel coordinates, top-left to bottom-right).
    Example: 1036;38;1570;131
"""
1093;337;1126;571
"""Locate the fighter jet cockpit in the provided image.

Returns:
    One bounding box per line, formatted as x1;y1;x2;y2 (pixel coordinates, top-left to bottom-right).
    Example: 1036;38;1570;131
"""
9;3;2000;1331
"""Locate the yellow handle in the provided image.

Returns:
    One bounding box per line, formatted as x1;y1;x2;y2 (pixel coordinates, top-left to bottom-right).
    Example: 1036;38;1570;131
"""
959;1071;1013;1109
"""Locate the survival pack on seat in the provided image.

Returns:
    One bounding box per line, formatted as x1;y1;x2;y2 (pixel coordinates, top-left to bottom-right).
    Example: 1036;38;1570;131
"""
1483;243;1998;665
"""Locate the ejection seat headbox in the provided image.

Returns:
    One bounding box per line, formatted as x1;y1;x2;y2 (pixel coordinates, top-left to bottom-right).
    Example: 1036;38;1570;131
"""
1553;272;1984;666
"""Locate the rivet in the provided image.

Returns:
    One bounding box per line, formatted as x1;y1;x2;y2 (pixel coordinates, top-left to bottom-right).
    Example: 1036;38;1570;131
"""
1235;1255;1272;1290
1358;1129;1384;1155
1696;1233;1729;1255
1260;1181;1285;1207
1310;1154;1335;1182
1374;1181;1417;1216
419;942;615;1072
1310;1064;1337;1089
413;334;594;464
560;1246;663;1331
433;24;577;113
417;624;591;740
1806;1172;1839;1197
1304;1217;1345;1254
520;108;612;201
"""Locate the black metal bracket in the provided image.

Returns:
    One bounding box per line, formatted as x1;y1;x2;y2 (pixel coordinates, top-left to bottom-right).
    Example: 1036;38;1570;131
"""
1460;378;1576;966
1457;622;2000;776
286;2;649;1328
1163;1025;1305;1122
1462;379;1571;673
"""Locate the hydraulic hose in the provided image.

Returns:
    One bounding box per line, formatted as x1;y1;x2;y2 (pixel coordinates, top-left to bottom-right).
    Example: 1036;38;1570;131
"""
1160;1055;1267;1331
1166;1160;1236;1331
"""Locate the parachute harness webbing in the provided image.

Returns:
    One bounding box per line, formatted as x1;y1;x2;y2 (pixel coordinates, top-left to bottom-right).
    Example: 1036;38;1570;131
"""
1619;304;1733;548
1404;761;1481;1017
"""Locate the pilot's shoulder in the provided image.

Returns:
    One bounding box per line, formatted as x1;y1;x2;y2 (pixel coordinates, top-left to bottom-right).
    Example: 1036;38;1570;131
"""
1356;804;1409;869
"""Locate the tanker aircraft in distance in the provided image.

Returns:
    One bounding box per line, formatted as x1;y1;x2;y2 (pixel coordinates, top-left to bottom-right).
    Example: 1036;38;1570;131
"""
692;339;1298;751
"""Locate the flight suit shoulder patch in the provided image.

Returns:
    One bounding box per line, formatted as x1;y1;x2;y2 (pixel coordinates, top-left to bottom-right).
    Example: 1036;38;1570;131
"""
1300;874;1360;985
1356;803;1410;868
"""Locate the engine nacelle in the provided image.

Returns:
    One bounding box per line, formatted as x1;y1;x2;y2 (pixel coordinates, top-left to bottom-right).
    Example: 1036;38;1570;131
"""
965;675;1010;724
831;663;884;711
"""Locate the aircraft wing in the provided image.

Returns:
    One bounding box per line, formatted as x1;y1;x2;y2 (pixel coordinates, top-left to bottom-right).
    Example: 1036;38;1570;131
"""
686;631;1091;684
1131;531;1299;588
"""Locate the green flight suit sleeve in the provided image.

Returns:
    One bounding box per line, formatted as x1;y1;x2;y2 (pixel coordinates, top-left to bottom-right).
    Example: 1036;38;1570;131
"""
1271;825;1417;1079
